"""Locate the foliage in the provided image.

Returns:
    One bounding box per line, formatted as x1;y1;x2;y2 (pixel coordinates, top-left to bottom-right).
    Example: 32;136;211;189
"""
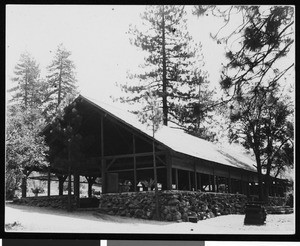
285;191;293;208
138;89;163;135
45;43;78;120
30;180;45;196
5;104;49;198
5;168;22;199
47;97;83;169
117;5;214;140
8;52;42;108
195;5;294;200
141;178;155;189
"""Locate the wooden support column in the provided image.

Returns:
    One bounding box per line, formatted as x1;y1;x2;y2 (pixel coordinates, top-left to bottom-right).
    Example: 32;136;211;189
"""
208;174;212;191
247;175;250;197
100;115;106;194
74;173;80;202
194;163;197;191
133;135;137;192
175;168;178;190
47;167;51;197
216;176;219;192
166;153;172;190
198;173;202;191
101;160;106;194
57;174;68;196
228;169;232;194
212;165;216;192
188;171;191;191
86;176;96;198
240;173;244;194
67;167;72;212
276;180;280;196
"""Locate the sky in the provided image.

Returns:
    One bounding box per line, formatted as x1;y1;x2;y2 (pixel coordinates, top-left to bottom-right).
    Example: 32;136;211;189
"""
5;5;226;109
6;5;295;110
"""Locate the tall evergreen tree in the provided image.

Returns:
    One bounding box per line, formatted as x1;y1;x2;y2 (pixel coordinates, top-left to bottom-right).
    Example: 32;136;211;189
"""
118;5;214;136
45;43;78;117
8;52;41;108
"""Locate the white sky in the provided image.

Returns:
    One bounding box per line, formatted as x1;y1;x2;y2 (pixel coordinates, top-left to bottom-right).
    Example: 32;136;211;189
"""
5;5;294;110
5;5;225;109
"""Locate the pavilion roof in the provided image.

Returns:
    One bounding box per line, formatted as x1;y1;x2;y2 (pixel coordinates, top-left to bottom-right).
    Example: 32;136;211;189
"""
81;95;257;173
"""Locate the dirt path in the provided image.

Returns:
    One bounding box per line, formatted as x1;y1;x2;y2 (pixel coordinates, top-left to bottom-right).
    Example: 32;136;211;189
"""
5;203;295;234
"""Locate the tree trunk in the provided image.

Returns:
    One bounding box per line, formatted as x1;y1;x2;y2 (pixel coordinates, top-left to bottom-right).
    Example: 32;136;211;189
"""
264;175;271;203
161;5;168;126
21;169;33;198
254;151;264;201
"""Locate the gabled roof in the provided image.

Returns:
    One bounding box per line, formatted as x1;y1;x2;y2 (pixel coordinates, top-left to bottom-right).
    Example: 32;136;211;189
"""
80;94;257;173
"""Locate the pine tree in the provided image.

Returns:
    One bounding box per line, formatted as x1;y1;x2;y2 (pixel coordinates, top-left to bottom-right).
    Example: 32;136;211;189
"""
45;43;78;117
8;52;41;108
195;5;294;200
118;5;214;134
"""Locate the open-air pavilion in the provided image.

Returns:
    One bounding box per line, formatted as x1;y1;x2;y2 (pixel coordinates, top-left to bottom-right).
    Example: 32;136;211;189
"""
41;95;288;203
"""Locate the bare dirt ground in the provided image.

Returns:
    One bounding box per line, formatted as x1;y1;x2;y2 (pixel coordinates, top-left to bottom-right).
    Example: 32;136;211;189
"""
5;202;295;234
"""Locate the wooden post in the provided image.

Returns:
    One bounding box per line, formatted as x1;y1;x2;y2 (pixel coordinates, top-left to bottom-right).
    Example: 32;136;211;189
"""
208;174;212;192
67;139;72;212
247;175;250;197
74;173;80;206
67;167;72;212
88;180;93;198
175;168;178;190
228;169;232;194
100;115;106;194
57;174;67;195
47;167;51;197
59;176;63;196
240;173;244;194
187;171;192;190
21;175;27;198
194;163;197;191
216;176;219;192
101;159;106;194
133;135;137;192
275;180;279;197
86;176;96;198
212;165;216;192
198;173;202;191
166;153;172;190
240;173;243;194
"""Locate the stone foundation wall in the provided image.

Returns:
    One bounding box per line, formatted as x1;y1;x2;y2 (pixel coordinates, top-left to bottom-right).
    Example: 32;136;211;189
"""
12;191;288;222
13;195;77;210
268;196;287;206
98;190;248;222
